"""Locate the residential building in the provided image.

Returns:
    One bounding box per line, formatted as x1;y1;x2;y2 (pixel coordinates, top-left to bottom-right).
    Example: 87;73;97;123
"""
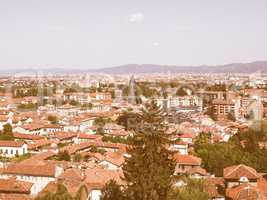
0;141;28;158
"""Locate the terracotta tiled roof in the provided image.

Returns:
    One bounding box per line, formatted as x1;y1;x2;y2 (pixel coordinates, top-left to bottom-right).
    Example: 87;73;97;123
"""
77;133;102;140
21;123;45;131
0;178;33;194
59;168;84;182
84;168;124;189
3;163;57;177
0;194;31;200
21;151;56;164
52;131;78;140
173;154;201;166
89;151;125;167
61;141;127;155
226;183;267;200
13;132;43;140
223;164;259;180
28;139;57;150
0;141;25;148
43;124;62;129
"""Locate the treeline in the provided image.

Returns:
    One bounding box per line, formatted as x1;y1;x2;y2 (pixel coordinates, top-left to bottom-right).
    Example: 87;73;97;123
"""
195;125;267;176
12;85;56;98
17;103;38;110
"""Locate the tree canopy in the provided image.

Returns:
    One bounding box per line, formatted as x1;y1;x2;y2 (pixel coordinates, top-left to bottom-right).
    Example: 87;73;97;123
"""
195;127;267;176
0;123;14;140
167;178;209;200
48;115;59;124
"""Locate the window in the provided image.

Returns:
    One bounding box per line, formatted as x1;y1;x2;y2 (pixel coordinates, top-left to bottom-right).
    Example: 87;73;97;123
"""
11;149;13;154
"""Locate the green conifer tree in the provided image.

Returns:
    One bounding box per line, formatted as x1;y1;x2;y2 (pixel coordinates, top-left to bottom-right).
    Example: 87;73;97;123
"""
123;101;175;200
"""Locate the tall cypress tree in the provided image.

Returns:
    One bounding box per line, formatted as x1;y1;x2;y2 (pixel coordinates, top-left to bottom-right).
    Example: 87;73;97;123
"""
123;100;175;200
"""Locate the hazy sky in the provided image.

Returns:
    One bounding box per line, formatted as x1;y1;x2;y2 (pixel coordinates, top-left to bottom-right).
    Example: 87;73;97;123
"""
0;0;267;69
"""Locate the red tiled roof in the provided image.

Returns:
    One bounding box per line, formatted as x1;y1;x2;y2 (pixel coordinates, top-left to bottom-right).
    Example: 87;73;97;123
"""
0;141;25;148
28;139;57;150
77;133;102;140
173;154;201;166
59;168;84;182
61;141;127;155
0;194;31;200
223;164;259;180
84;168;124;189
0;178;33;194
52;131;78;140
21;151;56;164
90;151;125;167
226;183;267;200
13;132;43;140
21;123;45;131
43;124;62;129
3;162;57;177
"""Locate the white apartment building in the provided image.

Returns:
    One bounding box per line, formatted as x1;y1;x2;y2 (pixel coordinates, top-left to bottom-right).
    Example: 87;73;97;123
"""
0;141;28;158
156;95;203;112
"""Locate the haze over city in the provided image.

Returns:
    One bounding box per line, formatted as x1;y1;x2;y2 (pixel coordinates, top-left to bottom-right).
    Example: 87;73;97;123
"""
1;0;267;69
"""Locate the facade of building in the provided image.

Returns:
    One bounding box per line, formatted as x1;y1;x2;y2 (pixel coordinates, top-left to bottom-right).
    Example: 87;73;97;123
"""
0;141;28;158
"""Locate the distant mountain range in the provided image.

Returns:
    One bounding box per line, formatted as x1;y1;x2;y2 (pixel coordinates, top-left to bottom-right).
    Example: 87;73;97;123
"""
92;61;267;74
1;61;267;75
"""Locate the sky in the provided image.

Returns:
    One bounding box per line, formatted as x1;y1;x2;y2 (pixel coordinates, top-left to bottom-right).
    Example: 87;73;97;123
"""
0;0;267;69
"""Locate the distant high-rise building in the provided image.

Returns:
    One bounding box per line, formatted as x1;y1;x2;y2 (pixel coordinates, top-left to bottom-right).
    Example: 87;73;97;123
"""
128;75;136;104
